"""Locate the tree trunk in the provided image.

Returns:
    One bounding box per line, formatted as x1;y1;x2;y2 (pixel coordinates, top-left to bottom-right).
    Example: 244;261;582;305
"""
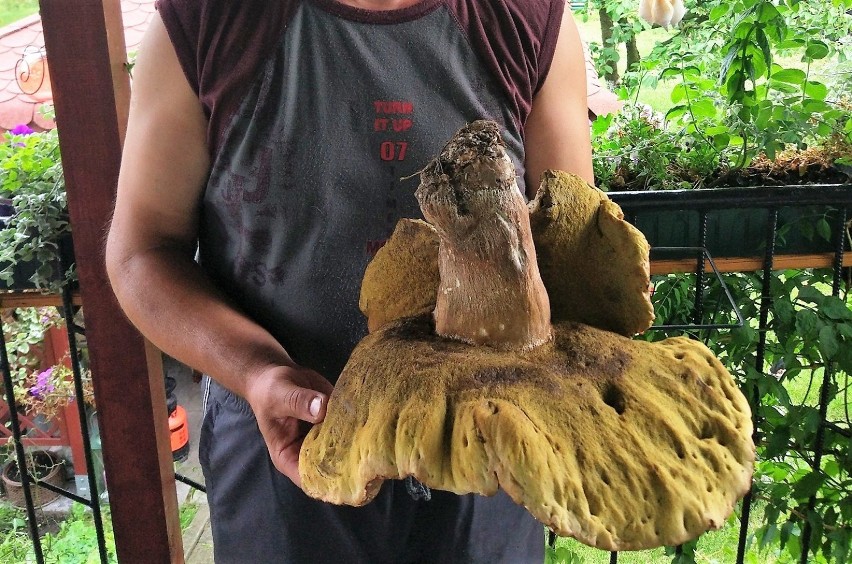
626;35;640;71
598;7;619;84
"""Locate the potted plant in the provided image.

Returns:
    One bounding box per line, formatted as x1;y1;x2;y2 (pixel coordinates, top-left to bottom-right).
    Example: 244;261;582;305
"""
1;306;94;452
0;307;63;394
0;447;65;509
13;360;94;422
0;123;75;293
586;0;852;263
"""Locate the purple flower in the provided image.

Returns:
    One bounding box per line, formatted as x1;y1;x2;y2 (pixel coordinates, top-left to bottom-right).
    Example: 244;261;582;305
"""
29;367;55;399
9;124;35;136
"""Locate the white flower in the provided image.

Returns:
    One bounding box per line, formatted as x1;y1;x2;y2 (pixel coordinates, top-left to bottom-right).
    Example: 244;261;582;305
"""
639;0;687;28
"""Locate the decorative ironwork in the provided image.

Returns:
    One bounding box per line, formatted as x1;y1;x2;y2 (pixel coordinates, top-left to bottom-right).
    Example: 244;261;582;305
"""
15;45;50;97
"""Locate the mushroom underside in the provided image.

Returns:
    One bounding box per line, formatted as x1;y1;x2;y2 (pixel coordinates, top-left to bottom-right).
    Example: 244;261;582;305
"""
300;316;754;551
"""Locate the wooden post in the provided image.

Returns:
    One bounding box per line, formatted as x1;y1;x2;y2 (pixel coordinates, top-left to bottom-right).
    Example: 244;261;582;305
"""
38;1;184;562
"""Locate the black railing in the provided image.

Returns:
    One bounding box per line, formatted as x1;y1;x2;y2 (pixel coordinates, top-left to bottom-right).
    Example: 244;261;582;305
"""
0;280;108;563
596;184;850;563
0;260;206;563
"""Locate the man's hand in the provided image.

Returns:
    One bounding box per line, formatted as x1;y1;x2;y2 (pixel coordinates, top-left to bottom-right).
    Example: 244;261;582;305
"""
245;365;335;488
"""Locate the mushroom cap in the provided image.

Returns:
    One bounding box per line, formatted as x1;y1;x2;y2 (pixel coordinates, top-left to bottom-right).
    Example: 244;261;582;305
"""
312;124;750;551
530;170;655;336
300;315;754;551
359;171;654;337
360;219;440;333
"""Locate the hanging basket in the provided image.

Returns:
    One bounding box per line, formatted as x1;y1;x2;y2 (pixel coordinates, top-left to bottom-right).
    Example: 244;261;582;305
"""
1;450;65;508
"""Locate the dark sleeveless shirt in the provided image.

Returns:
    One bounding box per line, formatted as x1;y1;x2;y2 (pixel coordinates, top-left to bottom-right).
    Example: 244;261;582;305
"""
157;0;565;381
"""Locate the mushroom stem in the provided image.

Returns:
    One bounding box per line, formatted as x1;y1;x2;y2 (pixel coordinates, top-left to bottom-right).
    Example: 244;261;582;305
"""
415;121;551;350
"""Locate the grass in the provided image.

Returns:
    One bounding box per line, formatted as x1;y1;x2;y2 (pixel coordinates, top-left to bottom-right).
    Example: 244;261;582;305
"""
180;501;199;531
784;367;848;423
0;497;200;562
573;10;677;111
551;501;797;564
0;0;38;28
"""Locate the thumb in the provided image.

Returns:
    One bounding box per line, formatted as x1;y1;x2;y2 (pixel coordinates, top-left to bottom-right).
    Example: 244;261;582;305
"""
279;382;327;424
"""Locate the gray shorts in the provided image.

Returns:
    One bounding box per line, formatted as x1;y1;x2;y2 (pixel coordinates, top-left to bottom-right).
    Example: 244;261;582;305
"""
200;378;545;563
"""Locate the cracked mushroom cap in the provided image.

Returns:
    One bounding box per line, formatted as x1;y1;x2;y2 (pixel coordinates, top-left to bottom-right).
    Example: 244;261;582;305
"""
529;170;655;336
300;316;754;551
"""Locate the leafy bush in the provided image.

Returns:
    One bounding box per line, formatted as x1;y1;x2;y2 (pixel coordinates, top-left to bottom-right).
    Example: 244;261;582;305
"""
589;0;852;191
0;125;74;292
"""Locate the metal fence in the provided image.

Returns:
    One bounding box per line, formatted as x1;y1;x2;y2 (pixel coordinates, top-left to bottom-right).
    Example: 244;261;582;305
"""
0;255;206;563
589;184;850;563
0;279;109;561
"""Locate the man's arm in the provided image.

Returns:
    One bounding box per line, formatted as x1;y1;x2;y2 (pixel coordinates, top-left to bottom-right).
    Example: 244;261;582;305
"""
524;7;594;194
105;14;332;486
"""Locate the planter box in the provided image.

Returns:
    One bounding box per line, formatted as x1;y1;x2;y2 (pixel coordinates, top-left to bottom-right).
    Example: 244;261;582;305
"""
631;206;841;258
609;184;851;265
0;231;75;292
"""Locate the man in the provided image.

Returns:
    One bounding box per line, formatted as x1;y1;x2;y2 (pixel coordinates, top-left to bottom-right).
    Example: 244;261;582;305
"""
106;0;592;561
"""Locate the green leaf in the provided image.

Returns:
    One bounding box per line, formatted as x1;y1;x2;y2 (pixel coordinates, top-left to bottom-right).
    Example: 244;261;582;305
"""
720;44;741;85
818;325;840;360
591;114;613;136
802;99;832;114
709;4;730;21
773;298;796;326
765;426;791;457
757;2;781;23
771;68;806;84
804;81;828;101
755;28;773;72
713;133;731;150
805;40;830;60
671;83;687;104
793;471;825;500
732;324;757;346
825;460;840;478
816;218;832;241
660;67;681;80
796;309;819;336
666;105;688;122
821;297;851;321
690;99;717;119
797;285;825;304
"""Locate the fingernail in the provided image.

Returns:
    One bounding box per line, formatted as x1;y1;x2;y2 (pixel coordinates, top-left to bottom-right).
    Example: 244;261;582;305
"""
309;396;322;418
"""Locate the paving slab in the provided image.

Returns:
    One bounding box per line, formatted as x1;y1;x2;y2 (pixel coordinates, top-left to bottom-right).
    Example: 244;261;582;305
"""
173;368;213;562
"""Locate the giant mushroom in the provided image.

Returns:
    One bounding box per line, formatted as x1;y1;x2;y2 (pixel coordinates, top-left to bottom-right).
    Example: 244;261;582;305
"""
301;121;754;551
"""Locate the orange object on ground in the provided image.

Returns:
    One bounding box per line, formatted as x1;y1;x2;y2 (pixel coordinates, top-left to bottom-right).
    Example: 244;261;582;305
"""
168;405;190;461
